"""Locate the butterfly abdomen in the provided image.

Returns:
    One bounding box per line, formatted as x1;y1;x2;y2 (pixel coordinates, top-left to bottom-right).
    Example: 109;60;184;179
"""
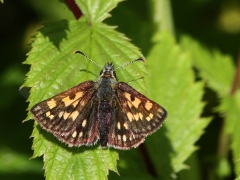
96;77;117;147
98;100;112;147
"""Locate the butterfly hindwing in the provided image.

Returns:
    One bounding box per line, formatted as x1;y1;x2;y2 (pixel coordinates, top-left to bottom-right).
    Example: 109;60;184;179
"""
55;103;99;146
31;81;99;146
107;106;145;149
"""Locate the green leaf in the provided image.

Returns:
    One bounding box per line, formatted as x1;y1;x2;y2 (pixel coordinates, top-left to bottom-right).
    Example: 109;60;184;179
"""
218;93;240;179
180;35;239;179
24;19;147;118
75;0;123;23
145;32;210;179
31;122;119;180
109;148;154;180
180;35;235;97
24;13;148;180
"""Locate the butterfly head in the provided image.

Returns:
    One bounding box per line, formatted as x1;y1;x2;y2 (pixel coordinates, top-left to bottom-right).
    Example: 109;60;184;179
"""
100;62;117;79
73;51;145;80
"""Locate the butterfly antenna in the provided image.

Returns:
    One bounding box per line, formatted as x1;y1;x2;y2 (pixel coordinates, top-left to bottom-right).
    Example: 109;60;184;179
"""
73;51;103;68
115;57;146;70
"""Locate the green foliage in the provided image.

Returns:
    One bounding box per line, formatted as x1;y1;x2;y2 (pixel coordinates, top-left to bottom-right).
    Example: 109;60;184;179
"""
24;1;149;179
32;123;118;180
5;0;237;179
145;33;210;179
181;36;240;178
0;147;42;173
75;0;123;23
180;36;235;96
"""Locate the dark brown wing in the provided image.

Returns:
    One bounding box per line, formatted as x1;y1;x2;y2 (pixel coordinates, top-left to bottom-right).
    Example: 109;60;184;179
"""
107;82;167;149
107;106;145;150
55;102;99;147
31;81;99;146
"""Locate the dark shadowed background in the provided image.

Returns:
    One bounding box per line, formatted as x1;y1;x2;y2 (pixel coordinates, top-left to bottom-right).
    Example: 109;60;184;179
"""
0;0;239;179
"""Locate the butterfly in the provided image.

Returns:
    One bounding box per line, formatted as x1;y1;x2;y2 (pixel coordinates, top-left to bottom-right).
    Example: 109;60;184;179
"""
31;51;167;150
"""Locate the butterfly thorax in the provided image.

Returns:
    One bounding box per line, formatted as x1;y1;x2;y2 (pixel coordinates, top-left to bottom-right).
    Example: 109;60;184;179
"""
95;63;118;147
95;62;118;100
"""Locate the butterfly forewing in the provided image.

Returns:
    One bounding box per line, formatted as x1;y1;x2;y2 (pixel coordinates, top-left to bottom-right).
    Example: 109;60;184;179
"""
31;81;96;138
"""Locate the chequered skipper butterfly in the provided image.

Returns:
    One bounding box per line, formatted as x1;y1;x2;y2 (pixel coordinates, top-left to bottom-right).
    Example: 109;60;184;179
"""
31;51;167;150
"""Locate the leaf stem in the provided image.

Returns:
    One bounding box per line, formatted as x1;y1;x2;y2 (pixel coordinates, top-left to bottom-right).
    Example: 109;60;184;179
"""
64;0;82;20
138;0;176;177
139;144;157;177
217;48;240;176
149;0;175;37
230;48;240;95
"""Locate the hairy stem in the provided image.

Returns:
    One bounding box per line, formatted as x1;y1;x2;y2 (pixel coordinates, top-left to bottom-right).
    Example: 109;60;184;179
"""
230;48;240;95
139;144;157;177
65;0;82;19
217;48;240;176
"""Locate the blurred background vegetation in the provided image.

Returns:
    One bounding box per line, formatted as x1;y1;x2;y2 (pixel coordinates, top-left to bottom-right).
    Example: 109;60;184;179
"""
0;0;239;179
